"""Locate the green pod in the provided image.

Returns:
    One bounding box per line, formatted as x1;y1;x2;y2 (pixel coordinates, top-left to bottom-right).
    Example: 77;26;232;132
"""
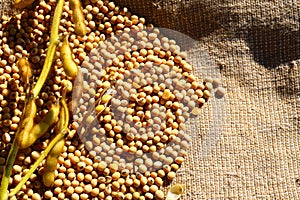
60;37;78;78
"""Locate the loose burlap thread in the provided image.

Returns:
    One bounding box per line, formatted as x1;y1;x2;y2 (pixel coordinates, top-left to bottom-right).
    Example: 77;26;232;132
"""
3;0;300;199
113;1;300;199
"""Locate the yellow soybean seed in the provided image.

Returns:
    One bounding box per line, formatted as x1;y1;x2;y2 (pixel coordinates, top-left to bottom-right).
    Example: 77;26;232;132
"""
14;0;35;9
17;57;32;84
69;0;87;37
95;105;105;114
61;37;78;78
101;94;112;104
166;184;184;200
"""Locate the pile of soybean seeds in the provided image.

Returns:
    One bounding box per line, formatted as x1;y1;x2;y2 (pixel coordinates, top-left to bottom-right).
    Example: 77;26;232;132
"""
0;0;214;199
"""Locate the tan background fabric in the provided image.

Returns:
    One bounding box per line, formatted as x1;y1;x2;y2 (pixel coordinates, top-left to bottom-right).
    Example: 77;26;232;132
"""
113;1;300;199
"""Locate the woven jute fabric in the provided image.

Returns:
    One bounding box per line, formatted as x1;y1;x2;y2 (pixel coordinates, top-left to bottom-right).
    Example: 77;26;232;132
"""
113;1;300;199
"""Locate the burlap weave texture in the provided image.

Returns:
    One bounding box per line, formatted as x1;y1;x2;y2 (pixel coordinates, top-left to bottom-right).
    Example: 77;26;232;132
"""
113;1;300;199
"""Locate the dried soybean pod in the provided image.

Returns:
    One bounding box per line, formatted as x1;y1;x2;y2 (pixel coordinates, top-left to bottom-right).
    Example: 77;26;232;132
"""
71;70;83;111
22;103;60;149
14;0;35;9
17;57;32;84
60;37;78;78
56;87;69;133
17;98;37;149
43;138;65;187
69;0;87;37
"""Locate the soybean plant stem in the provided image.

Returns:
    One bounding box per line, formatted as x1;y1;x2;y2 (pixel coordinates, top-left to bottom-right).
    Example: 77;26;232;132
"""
0;141;19;200
31;0;65;98
8;130;67;197
0;0;65;199
9;88;70;197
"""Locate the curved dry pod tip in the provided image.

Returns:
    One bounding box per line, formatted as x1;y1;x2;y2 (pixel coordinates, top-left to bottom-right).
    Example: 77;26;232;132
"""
14;0;35;8
166;184;185;200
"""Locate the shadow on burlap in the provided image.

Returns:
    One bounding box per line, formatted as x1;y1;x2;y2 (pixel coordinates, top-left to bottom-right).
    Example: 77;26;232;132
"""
113;1;300;199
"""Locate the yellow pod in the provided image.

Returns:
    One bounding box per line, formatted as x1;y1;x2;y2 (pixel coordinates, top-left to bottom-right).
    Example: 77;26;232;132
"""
60;37;78;78
55;106;66;133
21;103;60;149
44;156;58;171
22;98;37;120
17;57;33;84
69;0;87;37
17;117;35;149
49;138;65;158
43;138;65;187
42;171;55;187
56;90;69;133
74;18;87;37
14;0;35;9
17;99;37;149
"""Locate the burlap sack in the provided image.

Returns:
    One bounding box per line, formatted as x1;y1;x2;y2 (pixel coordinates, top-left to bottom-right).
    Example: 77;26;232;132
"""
112;1;300;199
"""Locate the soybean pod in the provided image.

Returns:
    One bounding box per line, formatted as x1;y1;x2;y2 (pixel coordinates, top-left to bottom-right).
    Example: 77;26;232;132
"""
71;70;83;111
17;57;32;84
16;98;37;149
14;0;35;9
42;138;65;187
69;0;87;37
60;37;78;78
20;102;60;149
56;86;69;133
